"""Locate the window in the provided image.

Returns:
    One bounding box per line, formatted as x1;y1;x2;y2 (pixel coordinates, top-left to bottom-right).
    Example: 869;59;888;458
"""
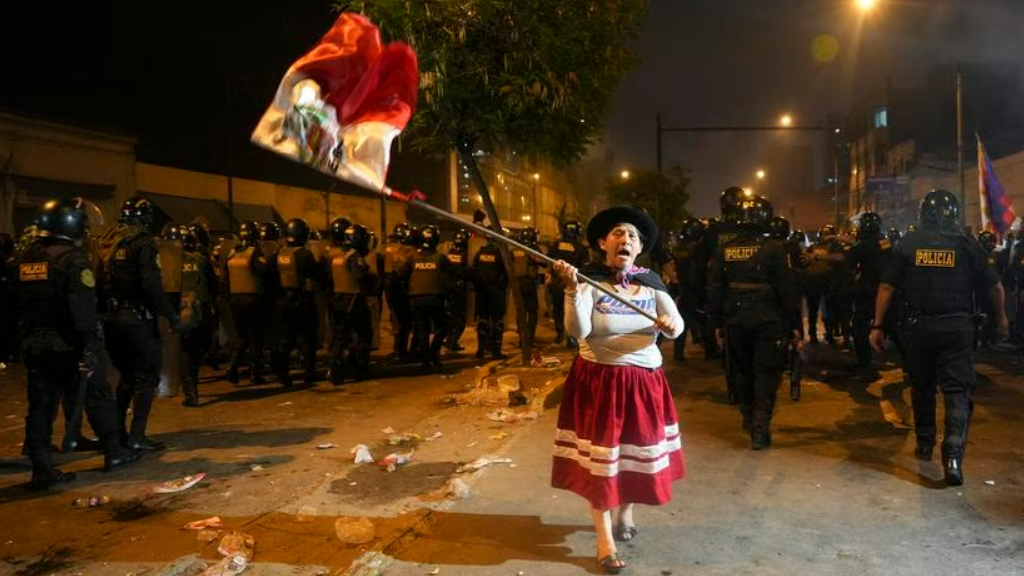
874;107;889;129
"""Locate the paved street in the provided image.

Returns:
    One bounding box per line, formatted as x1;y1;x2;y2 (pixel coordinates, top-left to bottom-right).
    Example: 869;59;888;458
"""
1;324;1023;576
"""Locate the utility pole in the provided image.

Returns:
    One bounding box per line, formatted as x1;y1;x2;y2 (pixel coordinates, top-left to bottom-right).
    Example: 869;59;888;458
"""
956;69;966;221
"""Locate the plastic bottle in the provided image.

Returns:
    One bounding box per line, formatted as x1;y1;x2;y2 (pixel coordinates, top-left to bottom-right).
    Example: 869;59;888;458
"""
72;495;111;508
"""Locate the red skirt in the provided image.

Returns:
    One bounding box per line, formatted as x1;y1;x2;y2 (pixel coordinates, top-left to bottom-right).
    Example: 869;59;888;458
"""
551;357;685;510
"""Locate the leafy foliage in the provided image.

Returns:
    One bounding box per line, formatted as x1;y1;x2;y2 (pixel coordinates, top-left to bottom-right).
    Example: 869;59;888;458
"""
605;166;692;236
335;0;647;166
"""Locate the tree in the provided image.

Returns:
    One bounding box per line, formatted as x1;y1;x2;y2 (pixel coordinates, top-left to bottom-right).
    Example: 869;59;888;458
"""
335;0;647;360
606;166;692;240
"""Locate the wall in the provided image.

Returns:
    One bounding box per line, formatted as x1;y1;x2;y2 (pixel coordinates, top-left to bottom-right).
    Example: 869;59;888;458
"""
907;148;1024;231
135;163;407;240
0;112;136;234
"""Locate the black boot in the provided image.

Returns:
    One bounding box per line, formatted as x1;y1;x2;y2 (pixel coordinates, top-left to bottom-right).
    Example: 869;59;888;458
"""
914;439;934;461
943;455;964;486
226;364;240;385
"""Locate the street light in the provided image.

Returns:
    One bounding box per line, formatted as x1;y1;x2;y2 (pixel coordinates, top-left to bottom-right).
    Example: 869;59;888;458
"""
855;0;876;12
779;114;793;128
756;169;766;180
620;170;631;180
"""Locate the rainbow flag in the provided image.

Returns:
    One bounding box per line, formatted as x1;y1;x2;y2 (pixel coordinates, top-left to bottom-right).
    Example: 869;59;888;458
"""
977;134;1016;238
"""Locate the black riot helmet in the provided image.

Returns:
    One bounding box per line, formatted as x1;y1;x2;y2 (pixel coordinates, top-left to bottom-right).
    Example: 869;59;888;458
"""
330;216;354;246
389;222;412;243
452;228;470;252
119;196;154;229
561;220;582;241
403;225;422;246
36;197;89;244
978;230;998;252
886;227;902;243
259;222;281;241
343;224;371;255
767;216;791;240
720;186;747;223
161;222;185;242
419;225;441;250
188;223;211;251
737;195;773;230
517;227;539;247
918;189;961;232
858;212;882;236
180;226;199;252
238;220;260;247
679;218;706;242
790;230;807;246
284;218;311;247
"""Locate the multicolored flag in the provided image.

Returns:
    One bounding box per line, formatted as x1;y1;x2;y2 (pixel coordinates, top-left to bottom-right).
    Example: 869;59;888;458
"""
251;13;418;199
977;134;1016;238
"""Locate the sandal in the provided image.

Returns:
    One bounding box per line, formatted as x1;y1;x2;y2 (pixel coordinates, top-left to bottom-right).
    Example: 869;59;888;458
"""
614;524;639;543
598;553;627;574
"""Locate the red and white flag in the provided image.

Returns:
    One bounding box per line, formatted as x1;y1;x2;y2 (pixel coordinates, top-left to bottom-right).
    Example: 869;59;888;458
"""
251;13;418;197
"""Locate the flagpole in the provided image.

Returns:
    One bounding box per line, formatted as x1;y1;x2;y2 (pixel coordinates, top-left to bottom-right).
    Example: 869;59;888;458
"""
406;197;660;322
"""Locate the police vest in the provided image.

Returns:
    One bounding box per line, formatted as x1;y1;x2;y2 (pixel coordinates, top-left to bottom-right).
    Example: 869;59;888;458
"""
903;236;975;315
512;249;534;278
385;244;415;274
94;224;146;300
277;247;300;289
447;252;466;266
474;247;506;284
17;246;76;332
181;251;210;303
331;250;360;295
228;247;260;294
549;240;581;262
156;238;183;293
409;253;444;296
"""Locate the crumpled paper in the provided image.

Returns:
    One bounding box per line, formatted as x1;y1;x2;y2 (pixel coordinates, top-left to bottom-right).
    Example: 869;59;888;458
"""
350;444;374;464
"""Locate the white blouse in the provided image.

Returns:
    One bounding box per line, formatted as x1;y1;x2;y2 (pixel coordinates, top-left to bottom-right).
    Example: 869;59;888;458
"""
565;283;684;368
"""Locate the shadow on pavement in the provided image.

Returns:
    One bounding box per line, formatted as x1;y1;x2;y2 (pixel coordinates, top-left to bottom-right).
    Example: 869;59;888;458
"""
390;511;595;572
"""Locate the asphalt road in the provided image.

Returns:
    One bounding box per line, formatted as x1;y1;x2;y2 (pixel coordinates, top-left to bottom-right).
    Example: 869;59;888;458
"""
0;329;1022;576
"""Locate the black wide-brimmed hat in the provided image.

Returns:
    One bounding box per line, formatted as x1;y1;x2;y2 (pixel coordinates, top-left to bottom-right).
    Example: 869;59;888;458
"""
586;206;659;254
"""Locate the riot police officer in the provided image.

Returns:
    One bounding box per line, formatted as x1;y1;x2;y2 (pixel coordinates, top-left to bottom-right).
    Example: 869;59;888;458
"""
445;229;471;351
709;196;800;450
94;196;179;452
871;190;1007;486
327;223;376;383
671;218;710;361
18;198;143;489
841;212;893;368
546;220;588;347
384;223;418;361
975;231;1002;347
804;224;843;344
259;222;283;348
402;225;450;371
512;227;544;356
273;218;323;386
179;225;216;406
226;220;269;385
887;227;903;245
0;232;15;365
473;233;510;359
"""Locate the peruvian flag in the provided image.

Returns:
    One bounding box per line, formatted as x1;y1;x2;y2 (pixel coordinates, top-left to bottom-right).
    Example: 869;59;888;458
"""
251;13;418;197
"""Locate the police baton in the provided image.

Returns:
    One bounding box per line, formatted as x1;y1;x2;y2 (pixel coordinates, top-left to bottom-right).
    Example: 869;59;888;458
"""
407;198;660;323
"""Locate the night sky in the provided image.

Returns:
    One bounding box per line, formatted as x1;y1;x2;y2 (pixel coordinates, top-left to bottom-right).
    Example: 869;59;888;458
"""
608;0;1024;217
3;1;1024;220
